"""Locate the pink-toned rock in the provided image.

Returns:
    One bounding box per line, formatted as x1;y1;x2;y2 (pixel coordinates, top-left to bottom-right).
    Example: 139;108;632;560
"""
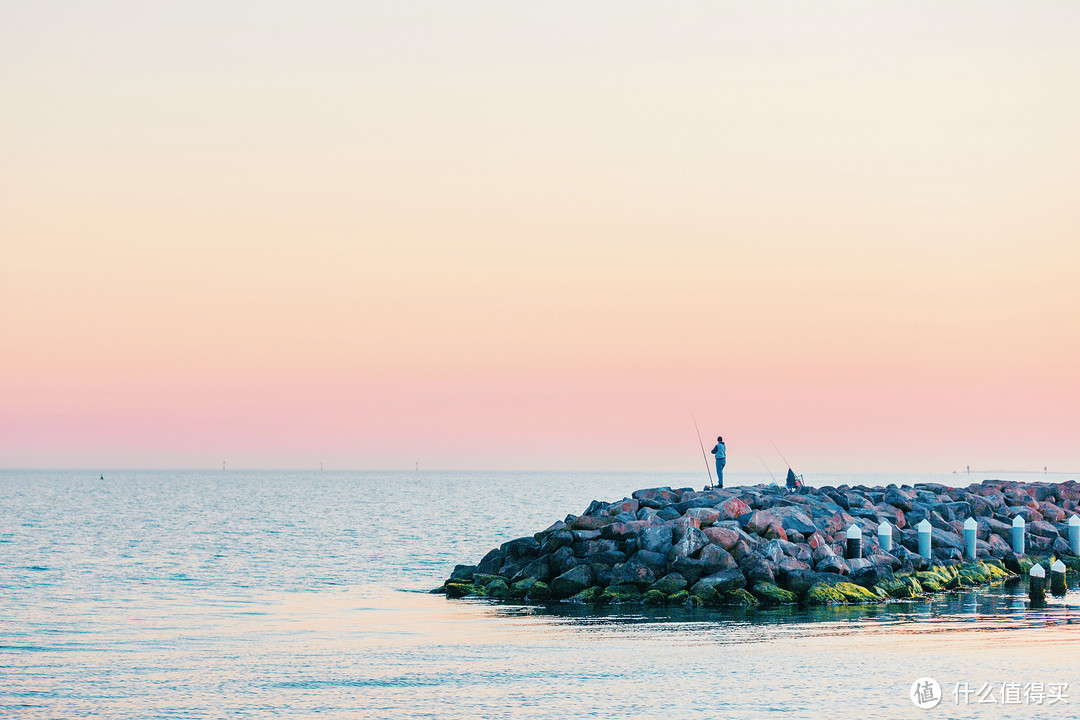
1028;519;1061;539
874;504;905;529
1055;482;1080;502
684;507;722;526
822;511;856;537
569;514;616;531
600;520;649;540
698;543;738;572
703;526;740;550
986;533;1011;555
762;521;788;541
632;487;680;504
744;510;775;535
1039;501;1066;524
607;499;639;517
718;497;751;520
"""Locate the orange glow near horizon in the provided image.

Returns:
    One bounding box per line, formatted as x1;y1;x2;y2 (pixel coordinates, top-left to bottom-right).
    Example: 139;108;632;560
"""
3;2;1080;472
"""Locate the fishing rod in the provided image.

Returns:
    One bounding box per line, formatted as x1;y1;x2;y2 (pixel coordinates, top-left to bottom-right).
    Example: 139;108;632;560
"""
771;441;793;470
756;454;777;483
689;408;714;489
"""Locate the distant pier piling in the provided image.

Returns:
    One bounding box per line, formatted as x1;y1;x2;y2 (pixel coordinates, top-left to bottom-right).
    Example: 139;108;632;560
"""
1029;564;1046;605
877;521;893;553
846;524;862;560
1070;515;1080;556
1012;516;1025;556
1050;560;1067;597
917;519;932;560
964;517;977;562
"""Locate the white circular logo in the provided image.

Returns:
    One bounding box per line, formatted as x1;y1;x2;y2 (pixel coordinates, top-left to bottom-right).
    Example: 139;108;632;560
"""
910;677;942;709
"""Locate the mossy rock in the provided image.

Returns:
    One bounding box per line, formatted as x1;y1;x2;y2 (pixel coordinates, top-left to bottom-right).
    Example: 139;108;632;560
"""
806;583;846;605
568;586;602;604
429;584;447;594
510;577;551;601
751;582;797;606
444;582;480;599
918;578;944;593
876;575;923;599
484;578;510;599
981;562;1011;581
915;571;947;592
835;582;882;603
509;577;540;599
642;589;668;606
473;573;504;587
722;588;760;607
599;584;643;605
1018;557;1035;574
690;585;722;607
807;581;882;605
685;594;707;607
953;563;991;588
526;581;551;602
668;590;690;605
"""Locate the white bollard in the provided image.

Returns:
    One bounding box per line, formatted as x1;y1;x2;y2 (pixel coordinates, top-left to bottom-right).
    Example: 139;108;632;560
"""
1029;563;1046;604
964;517;978;562
917;519;932;560
1070;515;1080;556
1012;515;1026;555
878;520;893;553
1050;559;1067;596
846;524;862;560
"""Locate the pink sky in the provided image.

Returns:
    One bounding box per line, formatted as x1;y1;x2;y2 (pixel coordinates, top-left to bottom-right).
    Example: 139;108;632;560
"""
3;2;1080;471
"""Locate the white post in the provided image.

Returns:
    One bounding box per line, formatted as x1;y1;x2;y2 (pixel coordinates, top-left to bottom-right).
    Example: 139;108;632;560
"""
1050;559;1067;596
1029;563;1046;604
1011;515;1025;555
1069;515;1080;556
917;519;932;560
963;517;977;562
846;524;862;560
878;520;893;553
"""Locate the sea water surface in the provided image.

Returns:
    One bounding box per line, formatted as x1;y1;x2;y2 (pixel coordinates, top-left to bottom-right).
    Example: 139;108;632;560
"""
1;469;1078;719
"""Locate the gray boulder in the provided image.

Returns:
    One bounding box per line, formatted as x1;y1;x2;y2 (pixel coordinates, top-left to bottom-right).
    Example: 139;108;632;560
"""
691;568;747;596
698;544;738;573
550;565;595;598
639;525;672;553
673;527;709;559
609;560;656;588
649;572;688;595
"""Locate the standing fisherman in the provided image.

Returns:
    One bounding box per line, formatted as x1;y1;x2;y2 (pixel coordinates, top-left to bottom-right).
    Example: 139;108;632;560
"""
710;436;726;488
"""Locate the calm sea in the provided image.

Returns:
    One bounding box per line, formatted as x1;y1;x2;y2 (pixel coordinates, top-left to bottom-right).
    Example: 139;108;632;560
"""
1;469;1077;719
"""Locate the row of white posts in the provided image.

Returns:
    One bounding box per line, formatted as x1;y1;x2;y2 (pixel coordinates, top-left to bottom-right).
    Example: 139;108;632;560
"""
845;514;1080;561
844;515;1080;603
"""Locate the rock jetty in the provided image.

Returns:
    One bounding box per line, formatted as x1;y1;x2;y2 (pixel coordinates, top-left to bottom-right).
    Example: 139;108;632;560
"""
436;479;1080;608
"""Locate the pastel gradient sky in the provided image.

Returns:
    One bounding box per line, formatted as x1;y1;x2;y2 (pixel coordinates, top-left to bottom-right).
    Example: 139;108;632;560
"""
3;2;1079;472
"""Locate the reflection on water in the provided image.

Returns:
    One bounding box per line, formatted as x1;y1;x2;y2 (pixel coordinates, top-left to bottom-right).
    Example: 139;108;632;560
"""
1;469;1078;719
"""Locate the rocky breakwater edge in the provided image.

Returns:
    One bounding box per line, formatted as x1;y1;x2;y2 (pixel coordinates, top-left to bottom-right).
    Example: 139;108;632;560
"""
435;480;1080;609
